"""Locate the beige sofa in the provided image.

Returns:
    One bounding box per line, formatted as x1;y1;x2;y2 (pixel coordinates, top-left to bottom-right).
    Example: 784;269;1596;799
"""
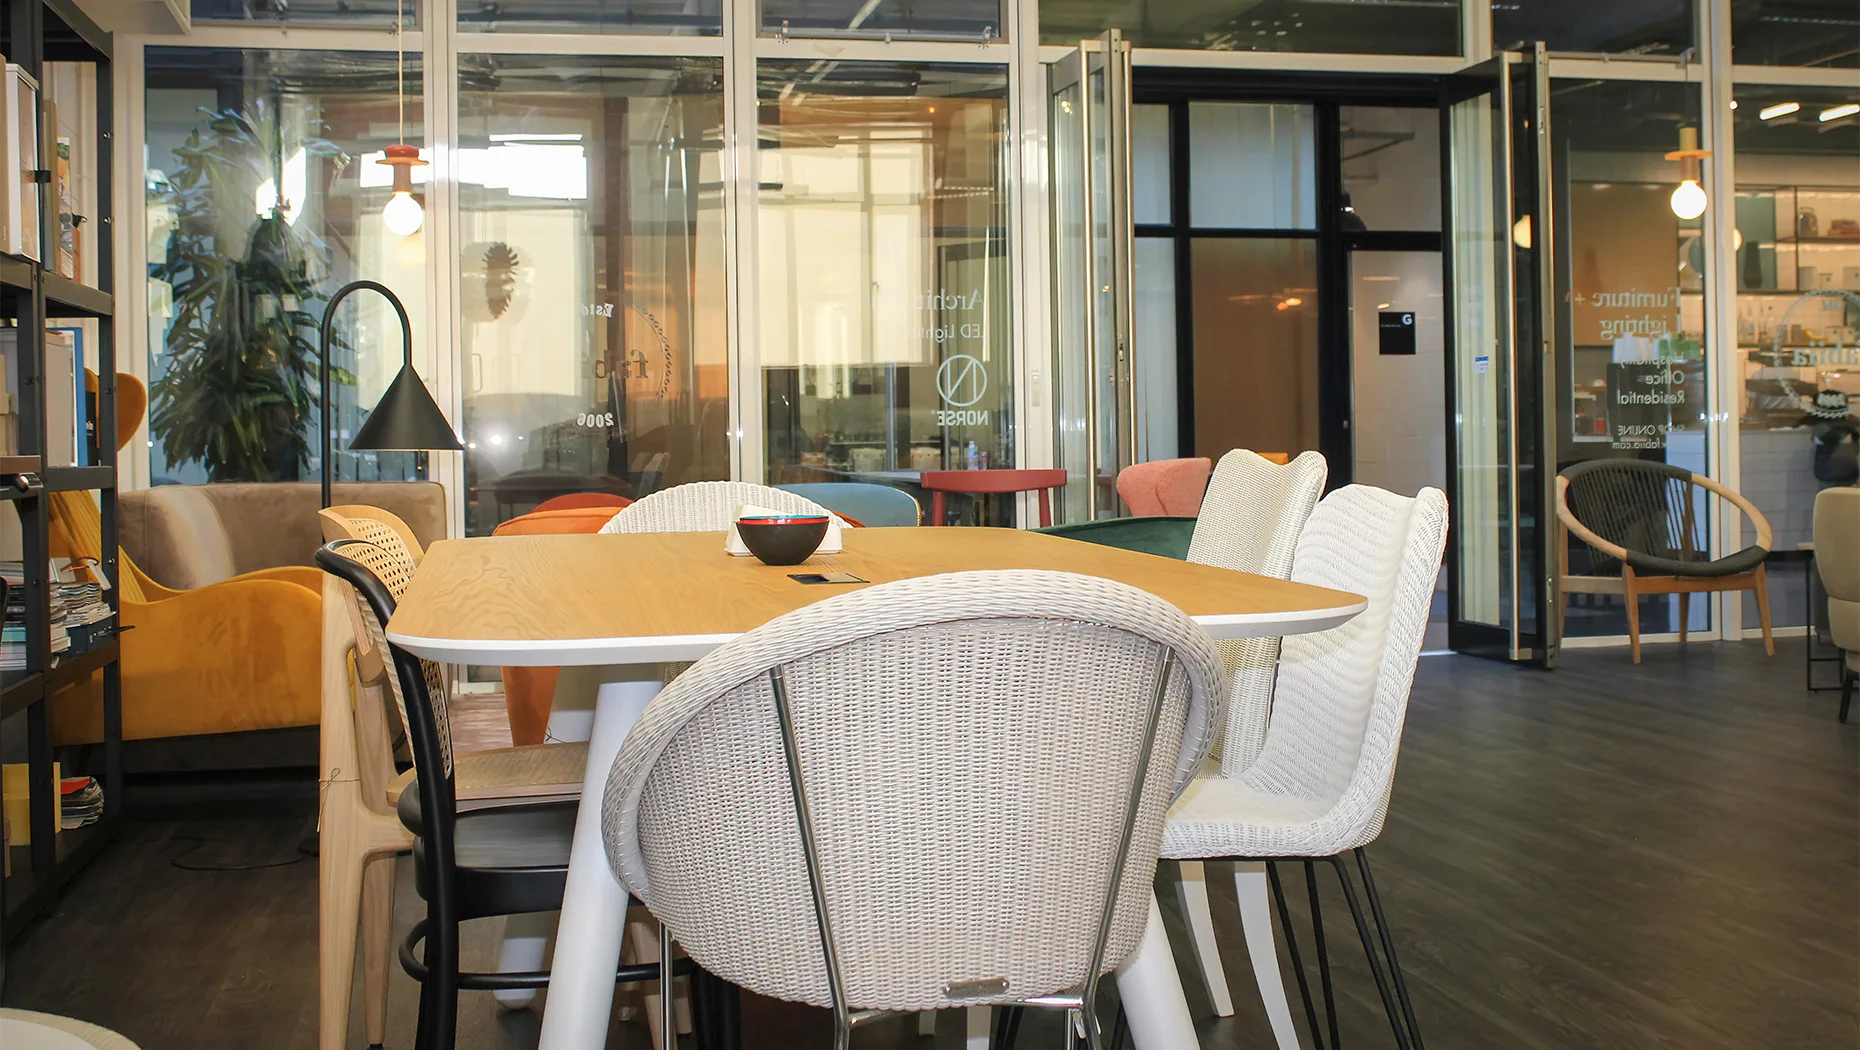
121;482;446;590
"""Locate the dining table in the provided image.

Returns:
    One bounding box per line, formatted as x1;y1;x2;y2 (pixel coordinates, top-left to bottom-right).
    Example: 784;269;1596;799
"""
387;525;1365;1050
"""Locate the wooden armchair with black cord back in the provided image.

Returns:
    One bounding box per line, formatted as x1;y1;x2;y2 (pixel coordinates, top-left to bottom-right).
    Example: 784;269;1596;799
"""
1556;458;1775;663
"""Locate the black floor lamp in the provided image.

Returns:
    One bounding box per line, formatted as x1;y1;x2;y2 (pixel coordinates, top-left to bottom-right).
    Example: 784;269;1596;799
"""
319;279;464;509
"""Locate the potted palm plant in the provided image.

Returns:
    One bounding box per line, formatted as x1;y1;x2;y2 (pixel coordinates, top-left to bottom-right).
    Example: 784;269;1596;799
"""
148;98;350;481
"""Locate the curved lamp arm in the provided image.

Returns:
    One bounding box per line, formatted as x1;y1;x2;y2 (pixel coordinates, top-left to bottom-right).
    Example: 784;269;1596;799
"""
319;280;456;508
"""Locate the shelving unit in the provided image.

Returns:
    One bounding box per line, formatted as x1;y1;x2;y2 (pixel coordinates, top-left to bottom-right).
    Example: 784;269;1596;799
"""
1733;186;1860;430
0;0;117;948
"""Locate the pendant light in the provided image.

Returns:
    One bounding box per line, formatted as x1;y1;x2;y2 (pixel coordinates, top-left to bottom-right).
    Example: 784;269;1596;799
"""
1666;125;1710;220
377;0;426;236
1665;57;1712;222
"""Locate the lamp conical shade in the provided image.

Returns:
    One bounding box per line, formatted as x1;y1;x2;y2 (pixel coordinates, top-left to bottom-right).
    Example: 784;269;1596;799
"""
349;365;463;452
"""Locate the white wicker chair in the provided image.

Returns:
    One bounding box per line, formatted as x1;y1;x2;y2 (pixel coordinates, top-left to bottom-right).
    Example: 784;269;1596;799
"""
1173;449;1327;1031
1164;484;1448;1050
601;570;1229;1049
598;480;847;534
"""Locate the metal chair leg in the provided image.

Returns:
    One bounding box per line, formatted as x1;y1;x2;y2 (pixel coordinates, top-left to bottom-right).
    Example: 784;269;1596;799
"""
1267;861;1327;1050
1355;849;1426;1049
690;969;743;1050
1840;669;1854;723
994;1005;1025;1049
1305;861;1339;1050
660;922;677;1050
1331;857;1412;1050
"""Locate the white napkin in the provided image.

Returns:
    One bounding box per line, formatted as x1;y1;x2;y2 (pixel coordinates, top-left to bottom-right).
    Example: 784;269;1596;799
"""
724;502;843;557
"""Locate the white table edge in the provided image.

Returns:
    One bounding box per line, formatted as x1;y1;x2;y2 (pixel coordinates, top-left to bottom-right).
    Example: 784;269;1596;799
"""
386;599;1368;666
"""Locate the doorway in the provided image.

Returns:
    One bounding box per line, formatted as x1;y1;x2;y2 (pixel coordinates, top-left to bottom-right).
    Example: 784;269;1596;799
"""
1047;47;1564;665
1122;77;1448;484
1129;74;1451;644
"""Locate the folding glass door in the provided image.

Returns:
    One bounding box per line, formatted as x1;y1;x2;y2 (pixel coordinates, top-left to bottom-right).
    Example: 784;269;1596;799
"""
1049;31;1135;521
1442;47;1557;665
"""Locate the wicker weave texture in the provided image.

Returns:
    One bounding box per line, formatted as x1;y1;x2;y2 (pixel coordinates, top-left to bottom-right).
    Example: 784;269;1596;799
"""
1185;449;1327;776
598;481;847;534
346;515;420;569
602;570;1226;1012
327;540;455;778
0;1010;143;1050
1164;484;1447;860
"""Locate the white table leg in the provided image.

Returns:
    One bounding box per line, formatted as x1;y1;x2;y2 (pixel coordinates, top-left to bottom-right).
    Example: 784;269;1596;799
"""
537;673;663;1050
1114;895;1200;1050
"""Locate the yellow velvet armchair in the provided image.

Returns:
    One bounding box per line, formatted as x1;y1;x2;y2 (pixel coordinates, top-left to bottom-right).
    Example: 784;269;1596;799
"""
48;487;324;744
45;372;323;744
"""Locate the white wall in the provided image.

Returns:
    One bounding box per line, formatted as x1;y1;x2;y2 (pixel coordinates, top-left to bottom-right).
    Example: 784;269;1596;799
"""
1351;250;1446;498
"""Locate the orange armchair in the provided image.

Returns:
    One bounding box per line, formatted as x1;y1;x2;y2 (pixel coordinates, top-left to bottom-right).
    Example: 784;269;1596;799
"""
46;371;322;743
490;507;627;745
48;488;323;743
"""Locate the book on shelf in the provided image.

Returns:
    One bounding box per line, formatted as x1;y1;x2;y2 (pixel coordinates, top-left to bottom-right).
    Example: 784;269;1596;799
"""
43;328;77;467
1;760;60;845
43;62;96;285
48;323;93;464
0;325;101;465
1;61;38;262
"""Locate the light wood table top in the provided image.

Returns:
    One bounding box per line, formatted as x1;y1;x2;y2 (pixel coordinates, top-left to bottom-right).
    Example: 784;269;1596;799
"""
387;526;1366;666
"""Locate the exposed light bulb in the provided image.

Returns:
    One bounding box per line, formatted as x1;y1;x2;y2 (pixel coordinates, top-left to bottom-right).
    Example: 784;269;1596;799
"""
1512;215;1532;249
382;190;424;236
1670;178;1707;220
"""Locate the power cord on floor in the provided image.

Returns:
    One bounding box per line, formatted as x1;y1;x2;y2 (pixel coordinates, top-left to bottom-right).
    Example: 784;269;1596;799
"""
121;834;316;872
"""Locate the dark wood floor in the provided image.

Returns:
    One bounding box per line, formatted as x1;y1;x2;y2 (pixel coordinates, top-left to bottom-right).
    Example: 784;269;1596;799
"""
3;639;1855;1049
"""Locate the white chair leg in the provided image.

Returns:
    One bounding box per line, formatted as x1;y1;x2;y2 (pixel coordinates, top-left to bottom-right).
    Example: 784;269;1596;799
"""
1172;860;1235;1016
493;911;555;1010
965;1006;990;1050
1235;862;1301;1050
917;1011;937;1037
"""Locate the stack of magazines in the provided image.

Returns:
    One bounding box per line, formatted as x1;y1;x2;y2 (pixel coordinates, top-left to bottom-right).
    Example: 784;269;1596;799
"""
57;580;113;650
0;563;113;669
58;775;103;829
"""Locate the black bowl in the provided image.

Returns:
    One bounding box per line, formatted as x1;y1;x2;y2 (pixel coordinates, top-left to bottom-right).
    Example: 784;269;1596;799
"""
737;517;830;566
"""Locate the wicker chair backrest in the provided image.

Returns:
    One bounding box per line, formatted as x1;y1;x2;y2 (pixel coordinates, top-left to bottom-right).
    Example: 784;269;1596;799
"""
602;570;1227;1013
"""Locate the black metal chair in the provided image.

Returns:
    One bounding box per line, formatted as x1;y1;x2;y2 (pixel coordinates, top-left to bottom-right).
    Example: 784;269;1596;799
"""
1556;458;1775;663
315;539;721;1050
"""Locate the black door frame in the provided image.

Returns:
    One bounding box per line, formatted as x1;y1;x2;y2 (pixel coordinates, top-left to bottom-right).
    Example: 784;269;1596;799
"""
1132;70;1445;488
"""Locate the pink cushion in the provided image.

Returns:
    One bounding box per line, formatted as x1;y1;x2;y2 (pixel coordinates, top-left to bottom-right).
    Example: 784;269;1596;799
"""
1117;458;1214;517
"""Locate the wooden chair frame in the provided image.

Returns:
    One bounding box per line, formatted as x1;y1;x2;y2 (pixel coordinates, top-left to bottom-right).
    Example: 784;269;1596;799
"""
315;507;681;1049
1556;469;1774;664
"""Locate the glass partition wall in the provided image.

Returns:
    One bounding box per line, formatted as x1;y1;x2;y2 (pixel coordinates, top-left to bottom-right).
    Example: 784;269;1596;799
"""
454;56;729;533
757;63;1013;488
124;1;1857;654
144;47;428;488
